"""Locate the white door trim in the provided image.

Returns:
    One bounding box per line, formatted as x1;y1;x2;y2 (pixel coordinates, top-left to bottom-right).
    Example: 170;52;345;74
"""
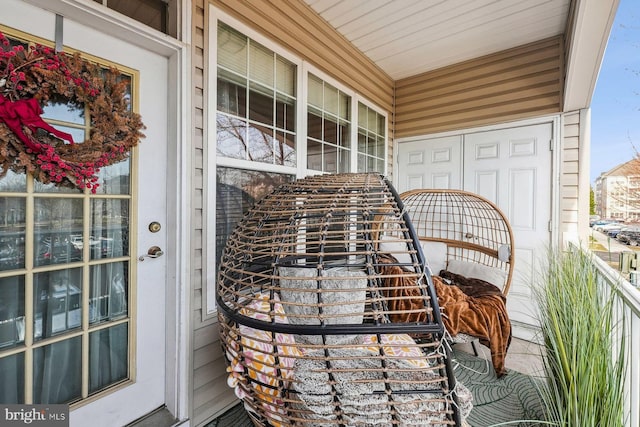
21;0;192;422
393;114;562;247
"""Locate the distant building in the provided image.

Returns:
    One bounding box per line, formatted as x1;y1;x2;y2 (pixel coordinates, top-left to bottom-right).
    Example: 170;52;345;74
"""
594;159;640;221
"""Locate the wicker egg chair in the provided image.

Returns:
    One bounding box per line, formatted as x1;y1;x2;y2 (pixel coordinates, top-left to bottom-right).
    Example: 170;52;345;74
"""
217;173;470;427
398;189;514;358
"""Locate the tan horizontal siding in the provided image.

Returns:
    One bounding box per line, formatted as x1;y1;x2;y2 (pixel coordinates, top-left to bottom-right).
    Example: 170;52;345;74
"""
210;0;393;112
395;36;564;138
560;110;582;242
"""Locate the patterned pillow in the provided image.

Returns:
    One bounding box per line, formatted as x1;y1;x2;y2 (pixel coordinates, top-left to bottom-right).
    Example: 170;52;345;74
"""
225;293;301;426
361;333;430;368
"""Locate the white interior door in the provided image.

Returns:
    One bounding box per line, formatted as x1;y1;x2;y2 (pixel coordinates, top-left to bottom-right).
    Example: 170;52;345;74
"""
397;122;553;339
396;135;462;192
464;123;552;337
3;2;169;426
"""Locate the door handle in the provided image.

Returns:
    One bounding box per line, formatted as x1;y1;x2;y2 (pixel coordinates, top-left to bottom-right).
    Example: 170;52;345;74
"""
139;245;164;261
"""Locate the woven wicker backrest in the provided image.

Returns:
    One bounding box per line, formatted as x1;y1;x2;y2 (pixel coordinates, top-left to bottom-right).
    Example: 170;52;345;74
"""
400;189;514;295
217;173;463;426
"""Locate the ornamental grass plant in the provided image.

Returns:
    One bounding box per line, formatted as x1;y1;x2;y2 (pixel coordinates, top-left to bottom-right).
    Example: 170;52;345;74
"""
536;248;626;426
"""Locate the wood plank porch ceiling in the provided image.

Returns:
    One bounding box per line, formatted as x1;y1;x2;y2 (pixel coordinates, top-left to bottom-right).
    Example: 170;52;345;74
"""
303;0;571;80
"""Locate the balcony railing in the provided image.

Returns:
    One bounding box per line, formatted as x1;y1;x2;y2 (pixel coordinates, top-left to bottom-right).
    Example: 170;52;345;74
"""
572;241;640;426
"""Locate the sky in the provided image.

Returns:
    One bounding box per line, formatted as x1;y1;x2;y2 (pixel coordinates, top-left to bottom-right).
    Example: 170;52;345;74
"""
590;0;640;183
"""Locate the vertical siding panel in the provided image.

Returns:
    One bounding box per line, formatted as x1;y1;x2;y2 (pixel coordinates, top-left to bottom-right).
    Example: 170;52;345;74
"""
560;111;581;242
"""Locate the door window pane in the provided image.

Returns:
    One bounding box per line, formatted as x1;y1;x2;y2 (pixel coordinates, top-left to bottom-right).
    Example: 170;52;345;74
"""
33;337;82;404
34;199;83;267
0;353;24;403
91;199;129;259
0;198;26;271
89;262;128;324
0;276;25;349
41;101;85;125
89;324;128;394
0;171;27;193
95;159;131;195
34;269;82;341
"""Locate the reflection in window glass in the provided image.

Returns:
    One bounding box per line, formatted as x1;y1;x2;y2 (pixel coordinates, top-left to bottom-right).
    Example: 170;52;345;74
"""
95;159;131;195
247;122;276;163
217;22;296;167
215;168;292;278
0;198;26;271
41;101;85;125
34;180;81;194
47;126;85;146
33;269;82;341
0;276;25;349
89;324;128;393
34;199;83;267
33;337;81;404
216;114;247;159
0;171;27;193
90;199;129;259
89;262;128;324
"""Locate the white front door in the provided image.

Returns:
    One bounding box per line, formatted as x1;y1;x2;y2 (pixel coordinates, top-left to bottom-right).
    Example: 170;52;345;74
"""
464;123;552;336
396;122;553;338
1;2;169;426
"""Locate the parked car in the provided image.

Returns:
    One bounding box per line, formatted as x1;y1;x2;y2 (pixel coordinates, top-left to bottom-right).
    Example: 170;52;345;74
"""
599;222;623;234
593;220;619;232
617;227;640;245
607;225;624;238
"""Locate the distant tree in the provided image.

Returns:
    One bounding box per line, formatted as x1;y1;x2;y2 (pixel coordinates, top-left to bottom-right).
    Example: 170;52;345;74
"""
590;187;596;215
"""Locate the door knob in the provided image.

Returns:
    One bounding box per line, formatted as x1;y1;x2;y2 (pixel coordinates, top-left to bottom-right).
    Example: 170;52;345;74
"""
139;245;164;261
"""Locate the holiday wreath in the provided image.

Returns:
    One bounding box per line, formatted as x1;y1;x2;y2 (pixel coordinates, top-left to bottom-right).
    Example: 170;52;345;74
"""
0;31;145;192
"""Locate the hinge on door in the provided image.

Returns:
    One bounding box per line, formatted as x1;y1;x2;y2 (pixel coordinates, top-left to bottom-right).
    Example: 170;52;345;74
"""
549;139;554;151
548;220;552;232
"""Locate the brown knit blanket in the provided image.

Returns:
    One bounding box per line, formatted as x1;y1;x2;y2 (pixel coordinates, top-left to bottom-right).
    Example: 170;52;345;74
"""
379;257;512;376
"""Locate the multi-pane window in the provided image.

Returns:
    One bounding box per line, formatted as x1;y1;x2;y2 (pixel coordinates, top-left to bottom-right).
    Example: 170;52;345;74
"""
217;23;297;167
0;32;134;405
357;102;386;173
307;74;351;173
211;21;387;313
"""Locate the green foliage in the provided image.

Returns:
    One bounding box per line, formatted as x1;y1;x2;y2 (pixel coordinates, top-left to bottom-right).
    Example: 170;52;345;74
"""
590;187;596;215
536;249;626;426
